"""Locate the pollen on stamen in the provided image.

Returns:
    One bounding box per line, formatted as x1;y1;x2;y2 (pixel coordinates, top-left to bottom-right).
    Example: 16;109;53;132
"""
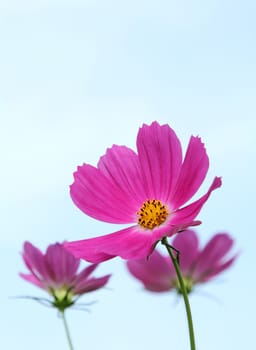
137;199;169;230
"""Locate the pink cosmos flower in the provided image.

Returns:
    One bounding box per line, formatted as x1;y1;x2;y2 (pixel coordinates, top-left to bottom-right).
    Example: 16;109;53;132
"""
20;241;111;311
126;230;237;294
65;121;222;262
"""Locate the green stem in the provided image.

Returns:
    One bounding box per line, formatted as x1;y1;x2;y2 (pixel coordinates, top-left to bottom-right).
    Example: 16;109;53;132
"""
161;237;196;350
61;310;74;350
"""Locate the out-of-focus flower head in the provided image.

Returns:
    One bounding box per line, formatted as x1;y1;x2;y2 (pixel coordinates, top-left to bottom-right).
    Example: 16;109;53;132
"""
126;230;237;294
20;241;111;311
64;121;221;262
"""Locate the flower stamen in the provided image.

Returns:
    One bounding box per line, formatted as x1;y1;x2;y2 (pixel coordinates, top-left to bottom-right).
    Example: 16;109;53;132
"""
137;199;169;229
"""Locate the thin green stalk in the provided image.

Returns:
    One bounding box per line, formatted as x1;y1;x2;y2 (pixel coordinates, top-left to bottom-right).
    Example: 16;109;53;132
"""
61;310;74;350
161;237;196;350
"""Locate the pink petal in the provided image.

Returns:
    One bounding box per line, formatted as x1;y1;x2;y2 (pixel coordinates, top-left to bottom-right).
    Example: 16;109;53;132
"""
193;233;235;281
136;121;182;201
199;255;237;282
170;136;209;209
171;230;200;275
170;176;222;225
127;250;175;292
74;264;98;285
98;145;146;206
19;273;44;289
71;163;137;224
64;226;157;263
74;275;111;295
22;241;50;282
64;238;116;264
45;243;79;285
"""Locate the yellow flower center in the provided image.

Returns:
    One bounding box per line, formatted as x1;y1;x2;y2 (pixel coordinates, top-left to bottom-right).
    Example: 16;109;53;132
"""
174;276;194;294
51;287;73;303
137;199;169;229
48;286;74;311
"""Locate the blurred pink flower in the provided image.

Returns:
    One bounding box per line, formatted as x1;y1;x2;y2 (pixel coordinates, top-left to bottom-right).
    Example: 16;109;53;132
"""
65;121;221;262
20;241;111;311
127;230;237;294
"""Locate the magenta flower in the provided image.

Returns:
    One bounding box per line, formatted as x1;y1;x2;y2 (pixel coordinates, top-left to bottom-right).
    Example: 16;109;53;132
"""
127;230;237;294
20;241;111;311
65;121;221;262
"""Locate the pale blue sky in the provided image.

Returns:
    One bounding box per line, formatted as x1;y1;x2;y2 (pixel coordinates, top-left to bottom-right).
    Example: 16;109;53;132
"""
0;1;255;349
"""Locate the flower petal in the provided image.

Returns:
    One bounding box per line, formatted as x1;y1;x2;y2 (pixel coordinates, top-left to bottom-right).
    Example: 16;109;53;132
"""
136;121;182;201
170;136;209;209
70;163;137;224
19;273;44;289
170;176;222;225
171;230;200;275
64;226;157;263
98;145;146;205
74;275;111;295
74;264;98;285
127;250;175;292
199;256;237;282
22;242;49;282
45;243;79;285
192;233;235;281
20;241;112;299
